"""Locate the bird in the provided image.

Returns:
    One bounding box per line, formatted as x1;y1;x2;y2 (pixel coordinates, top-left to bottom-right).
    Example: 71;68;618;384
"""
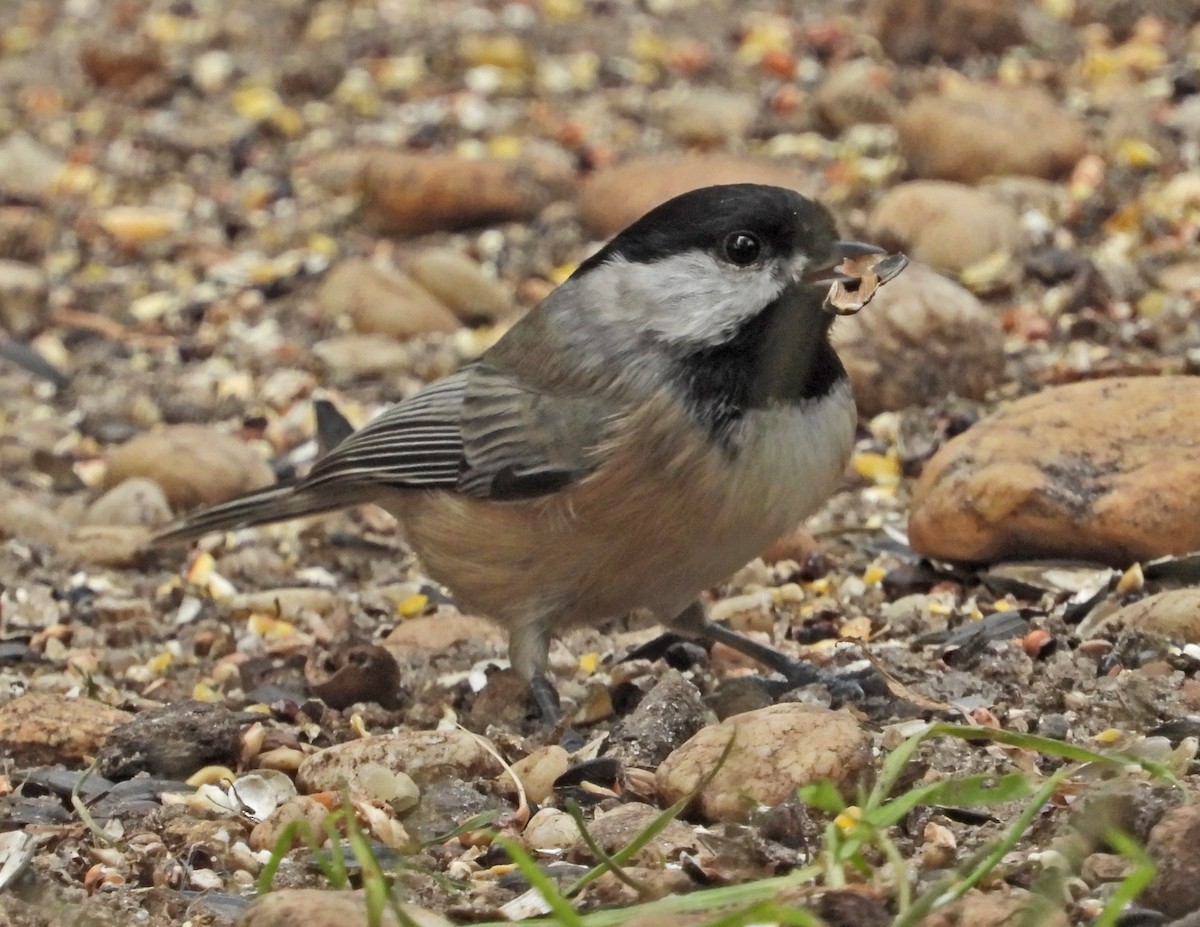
154;183;906;722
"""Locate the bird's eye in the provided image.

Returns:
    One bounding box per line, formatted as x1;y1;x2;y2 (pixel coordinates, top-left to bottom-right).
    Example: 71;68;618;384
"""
723;231;761;266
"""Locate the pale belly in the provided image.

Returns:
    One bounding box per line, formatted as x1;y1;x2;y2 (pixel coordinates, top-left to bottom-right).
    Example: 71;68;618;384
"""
396;386;857;632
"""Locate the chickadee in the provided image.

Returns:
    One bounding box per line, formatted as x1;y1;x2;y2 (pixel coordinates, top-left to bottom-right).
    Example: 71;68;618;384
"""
155;184;906;721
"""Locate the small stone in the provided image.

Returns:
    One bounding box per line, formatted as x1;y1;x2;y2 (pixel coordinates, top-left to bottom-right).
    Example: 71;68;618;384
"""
874;0;1026;63
656;703;870;821
357;151;572;236
1097;589;1200;643
868;181;1023;278
812;59;898;132
0;260;49;336
0;133;67;204
0;494;65;548
920;888;1069;927
582;802;697;866
0;207;55;262
81;477;172;528
500;745;570;805
909;377;1200;566
96;206;185;251
104;425;275;511
579;155;816;237
384;611;505;657
312;334;413;383
401;779;503;843
0;693;132;767
238;890;451;927
190;49;235;94
897;85;1087;183
249;796;331;852
522;807;582;851
296;729;502;793
834;262;1005;416
405;248;515;322
80;37;165;88
1142;802;1200;917
58;525;150;568
96;701;244;780
316;258;460;339
607;669;712;769
660;88;758;148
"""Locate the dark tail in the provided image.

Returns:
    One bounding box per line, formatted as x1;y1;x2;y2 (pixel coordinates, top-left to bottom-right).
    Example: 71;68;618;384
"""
152;483;362;545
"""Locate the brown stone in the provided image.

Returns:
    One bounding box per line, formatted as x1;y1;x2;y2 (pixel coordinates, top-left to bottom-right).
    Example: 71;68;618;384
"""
834;261;1005;416
0;693;132;767
1142;802;1200;917
579;156;816;237
920;888;1069;927
104;425;275;511
812;59;898;133
908;377;1200;566
868;181;1023;278
315;258;460;339
874;0;1026;63
237;890;451;927
897;85;1087;183
1097;589;1200;643
656;703;869;821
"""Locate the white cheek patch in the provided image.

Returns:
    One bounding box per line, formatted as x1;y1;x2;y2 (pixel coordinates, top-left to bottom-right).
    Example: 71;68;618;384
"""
589;253;799;347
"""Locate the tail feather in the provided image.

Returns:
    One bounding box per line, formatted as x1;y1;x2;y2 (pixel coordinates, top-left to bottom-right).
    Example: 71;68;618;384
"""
152;483;361;545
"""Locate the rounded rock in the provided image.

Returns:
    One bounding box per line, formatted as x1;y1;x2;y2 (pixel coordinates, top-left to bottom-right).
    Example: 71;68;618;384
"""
834;261;1005;416
909;377;1200;566
81;477;173;528
656;703;870;822
296;729;503;793
316;258;460;339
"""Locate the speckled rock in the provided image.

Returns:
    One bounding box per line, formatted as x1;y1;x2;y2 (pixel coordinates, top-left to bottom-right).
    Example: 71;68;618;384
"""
297;728;503;793
1142;802;1200;917
874;0;1026;62
316;258;460;339
834;262;1005;416
406;248;515;322
81;477;173;528
909;377;1200;566
656;703;870;822
812;59;898;132
607;669;713;769
104;425;275;511
920;888;1069;927
238;890;451;927
1096;589;1200;643
897;85;1088;183
0;693;133;767
582;802;698;866
579;156;816;237
868;181;1023;278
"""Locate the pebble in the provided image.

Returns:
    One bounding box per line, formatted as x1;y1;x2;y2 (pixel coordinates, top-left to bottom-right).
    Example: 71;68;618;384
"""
249;795;331;852
0;494;65;548
312;334;413;383
316;258;460;339
384;611;505;657
607;669;712;769
874;0;1026;62
523;806;582;850
897;85;1088;183
0;207;55;262
96;701;244;780
237;890;451;927
909;377;1200;566
0;133;67;203
655;703;870;822
305;643;402;710
0;693;132;767
58;525;150;568
81;477;173;529
296;729;502;793
834;261;1005;416
500;744;570;804
103;425;275;510
0;260;49;336
812;59;898;132
1094;589;1200;643
357;151;573;236
583;802;697;865
1141;802;1200;917
920;888;1068;927
405;248;516;322
579;155;816;237
79;37;165;88
659;88;758;147
868;181;1023;278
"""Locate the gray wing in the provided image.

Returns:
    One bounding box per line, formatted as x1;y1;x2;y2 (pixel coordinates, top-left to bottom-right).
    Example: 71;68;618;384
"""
299;365;613;501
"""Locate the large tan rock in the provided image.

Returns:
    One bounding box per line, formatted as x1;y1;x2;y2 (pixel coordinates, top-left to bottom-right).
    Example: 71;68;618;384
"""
238;890;451;927
874;0;1026;63
316;258;460;339
0;693;132;767
897;85;1087;184
909;377;1200;566
579;156;815;237
1142;802;1200;918
656;703;869;822
834;261;1004;416
104;425;274;510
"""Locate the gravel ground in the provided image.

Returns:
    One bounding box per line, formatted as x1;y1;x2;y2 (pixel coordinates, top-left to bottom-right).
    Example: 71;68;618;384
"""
3;1;1200;925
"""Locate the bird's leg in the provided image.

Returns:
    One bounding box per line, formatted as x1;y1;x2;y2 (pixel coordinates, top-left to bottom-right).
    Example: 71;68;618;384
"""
509;620;561;724
670;600;865;702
